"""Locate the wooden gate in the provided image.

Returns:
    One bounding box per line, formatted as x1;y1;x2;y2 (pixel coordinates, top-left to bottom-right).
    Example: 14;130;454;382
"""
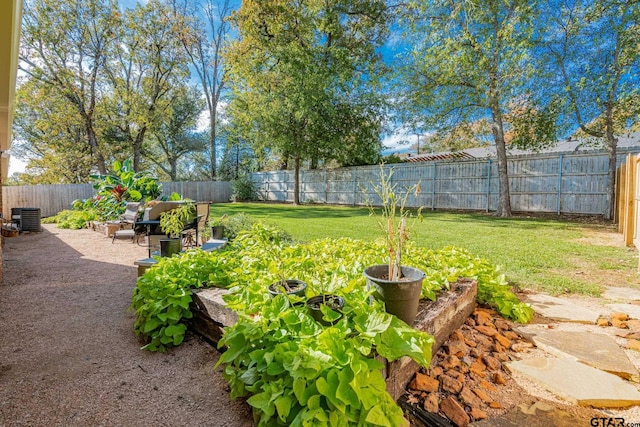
617;154;640;271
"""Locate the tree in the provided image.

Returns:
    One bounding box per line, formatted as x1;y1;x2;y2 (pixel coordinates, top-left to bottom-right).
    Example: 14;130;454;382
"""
399;0;538;217
219;138;257;181
103;0;190;172
18;0;120;174
146;86;207;180
225;0;389;204
171;0;235;179
13;79;96;183
539;0;640;219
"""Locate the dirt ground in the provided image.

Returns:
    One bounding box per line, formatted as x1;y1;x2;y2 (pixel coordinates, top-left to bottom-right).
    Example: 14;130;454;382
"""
0;224;253;427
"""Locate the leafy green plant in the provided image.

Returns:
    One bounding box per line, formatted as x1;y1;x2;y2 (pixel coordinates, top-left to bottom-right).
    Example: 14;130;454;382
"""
159;200;195;238
131;221;531;424
232;174;260;202
131;222;293;351
132;224;531;354
216;227;434;426
212;213;293;243
403;245;533;323
42;209;98;229
209;214;228;227
90;159;162;220
131;248;243;351
365;165;422;281
218;295;432;426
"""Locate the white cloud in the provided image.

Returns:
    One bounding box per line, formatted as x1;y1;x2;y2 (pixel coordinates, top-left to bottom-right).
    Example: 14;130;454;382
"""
381;133;413;151
8;157;27;175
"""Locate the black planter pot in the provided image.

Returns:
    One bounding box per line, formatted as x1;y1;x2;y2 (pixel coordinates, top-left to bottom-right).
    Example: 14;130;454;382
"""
211;225;224;240
268;279;308;297
363;264;425;325
306;294;345;326
159;238;182;257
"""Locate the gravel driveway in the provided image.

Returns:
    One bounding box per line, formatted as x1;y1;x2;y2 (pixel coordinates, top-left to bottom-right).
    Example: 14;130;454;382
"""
0;224;253;426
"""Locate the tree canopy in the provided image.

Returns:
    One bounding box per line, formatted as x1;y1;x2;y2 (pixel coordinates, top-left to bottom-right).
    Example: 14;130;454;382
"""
398;0;539;217
538;0;640;219
224;0;388;204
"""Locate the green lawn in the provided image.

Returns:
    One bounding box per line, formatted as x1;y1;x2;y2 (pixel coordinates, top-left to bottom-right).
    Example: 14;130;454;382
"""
209;202;639;296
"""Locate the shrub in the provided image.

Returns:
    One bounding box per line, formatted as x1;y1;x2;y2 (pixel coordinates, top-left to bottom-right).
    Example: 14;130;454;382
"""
42;209;97;229
89;159;162;221
232;174;260;202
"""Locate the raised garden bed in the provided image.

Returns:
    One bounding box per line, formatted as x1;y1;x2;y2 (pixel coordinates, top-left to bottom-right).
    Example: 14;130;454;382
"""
189;278;478;400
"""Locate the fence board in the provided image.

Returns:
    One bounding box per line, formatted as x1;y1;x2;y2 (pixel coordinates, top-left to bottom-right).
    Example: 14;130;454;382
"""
2;181;232;218
4;149;638;219
252;150;639;216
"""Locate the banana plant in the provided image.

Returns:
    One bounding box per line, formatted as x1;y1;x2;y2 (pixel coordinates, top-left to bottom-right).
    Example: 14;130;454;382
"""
90;159;162;220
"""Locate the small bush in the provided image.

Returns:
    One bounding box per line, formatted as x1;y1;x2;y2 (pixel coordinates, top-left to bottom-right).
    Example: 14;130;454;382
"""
231;174;260;202
42;209;97;229
207;213;293;243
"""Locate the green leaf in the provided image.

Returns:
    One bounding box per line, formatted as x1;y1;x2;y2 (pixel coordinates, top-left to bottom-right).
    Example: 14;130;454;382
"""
336;368;358;407
364;405;392;426
128;189;142;201
247;391;272;412
275;395;292;421
217;334;247;365
293;377;307;403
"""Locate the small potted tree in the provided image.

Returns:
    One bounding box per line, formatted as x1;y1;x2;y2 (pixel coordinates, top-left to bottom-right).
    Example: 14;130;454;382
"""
363;165;425;325
208;214;227;240
158;200;195;257
267;275;308;297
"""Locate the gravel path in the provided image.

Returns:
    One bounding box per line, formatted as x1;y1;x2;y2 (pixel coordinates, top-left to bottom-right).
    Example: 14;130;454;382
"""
0;225;253;427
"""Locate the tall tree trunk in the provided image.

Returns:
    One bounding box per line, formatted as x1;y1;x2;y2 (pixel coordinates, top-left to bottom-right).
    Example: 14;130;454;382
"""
490;99;512;217
133;128;147;172
294;154;301;205
86;123;107;174
170;158;178;181
210;114;217;179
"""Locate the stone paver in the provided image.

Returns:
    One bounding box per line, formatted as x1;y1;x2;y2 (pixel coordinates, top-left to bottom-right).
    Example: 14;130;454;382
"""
471;400;597;427
516;328;638;379
603;287;640;302
524;294;601;324
606;304;640;320
506;358;640;408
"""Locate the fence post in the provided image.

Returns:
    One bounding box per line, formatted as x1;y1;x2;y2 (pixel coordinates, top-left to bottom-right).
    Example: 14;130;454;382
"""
625;154;636;246
486;159;492;212
556;154;564;215
324;170;328;204
432;162;437;210
352;168;357;207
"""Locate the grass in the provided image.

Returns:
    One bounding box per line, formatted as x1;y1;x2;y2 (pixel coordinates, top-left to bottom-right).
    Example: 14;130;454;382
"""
209;202;639;296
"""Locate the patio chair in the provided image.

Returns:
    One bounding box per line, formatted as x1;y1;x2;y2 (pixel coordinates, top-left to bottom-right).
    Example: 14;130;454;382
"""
108;202;141;229
111;203;142;243
182;202;210;247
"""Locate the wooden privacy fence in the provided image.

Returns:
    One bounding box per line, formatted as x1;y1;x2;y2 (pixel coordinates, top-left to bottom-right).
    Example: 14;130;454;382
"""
2;180;232;218
617;154;640;256
254;150;636;216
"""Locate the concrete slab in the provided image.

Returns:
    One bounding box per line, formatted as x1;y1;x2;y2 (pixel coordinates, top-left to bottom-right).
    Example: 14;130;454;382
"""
516;328;638;379
606;304;640;320
506;358;640;408
524;294;601;323
603;287;640;302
